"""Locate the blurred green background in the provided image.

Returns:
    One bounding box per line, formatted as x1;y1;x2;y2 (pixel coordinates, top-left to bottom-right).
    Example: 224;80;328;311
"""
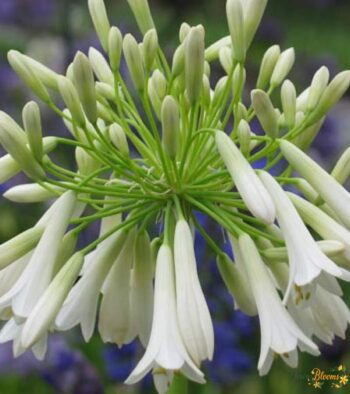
0;0;349;393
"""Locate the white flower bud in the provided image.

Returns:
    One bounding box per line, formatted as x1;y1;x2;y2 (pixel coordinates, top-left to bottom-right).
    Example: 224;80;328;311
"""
75;147;101;175
22;101;43;162
237;119;251;156
179;22;191;43
251;89;279;138
256;45;280;89
219;46;233;74
4;183;62;203
281;80;296;129
226;0;245;62
185;26;205;105
88;0;111;52
127;0;155;35
109;123;130;157
232;64;246;103
8;50;50;103
172;44;185;78
244;0;267;49
143;28;158;71
73;52;97;124
270;48;295;87
57;76;86;126
123;34;145;92
88;47;114;86
205;36;231;62
108;26;123;72
331;147;350;185
161;96;179;159
307;66;329;112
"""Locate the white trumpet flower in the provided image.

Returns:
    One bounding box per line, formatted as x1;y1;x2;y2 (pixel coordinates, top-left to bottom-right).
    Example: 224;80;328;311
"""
174;218;214;364
126;244;205;385
238;233;319;376
259;171;344;299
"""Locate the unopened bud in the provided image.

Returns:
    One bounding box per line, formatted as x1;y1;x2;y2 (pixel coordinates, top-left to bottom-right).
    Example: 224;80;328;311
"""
0;112;45;180
4;183;62;203
205;36;231;62
232;64;246;103
22;101;43;162
244;0;267;49
202;75;211;108
270;48;295;87
185;26;205;104
123;34;145;92
331;147;350;185
96;82;116;101
58;76;86;126
88;0;111;52
281;80;296;129
88;47;114;85
108;27;123;72
172;44;185;78
73;52;97;124
237;119;251;156
226;0;245;62
212;76;228;107
256;45;280;89
307;66;329;112
251;89;279;138
219;46;233;74
179;22;191;43
127;0;155;35
143;28;158;71
75;147;101;175
109;123;130;157
8;50;50;103
161;96;179;158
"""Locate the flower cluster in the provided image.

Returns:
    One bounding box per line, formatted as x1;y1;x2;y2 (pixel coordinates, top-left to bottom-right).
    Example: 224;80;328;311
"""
0;0;350;392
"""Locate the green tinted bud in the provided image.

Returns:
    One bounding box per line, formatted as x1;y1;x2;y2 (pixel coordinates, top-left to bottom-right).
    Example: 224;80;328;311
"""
307;66;329;112
18;53;59;90
161;96;179;158
0;227;44;270
256;45;280;90
8;50;50;103
109;123;130;157
22;101;43;161
75;147;101;175
127;0;155;35
331;147;350;185
232;64;246;103
143;28;158;71
270;48;295;87
123;34;145;92
294;118;324;151
147;79;162;118
237;119;251;156
205;36;231;62
88;47;114;85
244;0;267;49
172;44;185;78
212;76;228;107
179;22;191;43
97;102;114;123
185;26;205;104
151;70;167;98
236;102;248;122
0;112;45;180
204;61;211;77
73;52;97;124
295;87;309;112
219;46;233;74
251;89;279;138
281;79;296;129
66;63;75;81
307;70;350;125
96;82;116;101
226;0;245;62
108;27;123;72
58;76;86;126
88;0;111;52
4;183;62;203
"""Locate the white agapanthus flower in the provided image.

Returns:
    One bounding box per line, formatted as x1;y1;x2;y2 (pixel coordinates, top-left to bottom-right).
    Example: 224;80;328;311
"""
0;0;349;391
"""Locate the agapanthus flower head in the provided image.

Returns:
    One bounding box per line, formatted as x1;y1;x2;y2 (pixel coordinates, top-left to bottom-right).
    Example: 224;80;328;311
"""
0;0;350;392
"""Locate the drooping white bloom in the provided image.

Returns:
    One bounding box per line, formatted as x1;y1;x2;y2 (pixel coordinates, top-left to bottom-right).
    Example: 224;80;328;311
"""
259;171;344;299
215;130;275;224
98;229;137;346
0;318;47;360
21;252;85;349
174;218;214;364
238;233;319;376
56;228;127;341
0;191;77;319
126;244;205;385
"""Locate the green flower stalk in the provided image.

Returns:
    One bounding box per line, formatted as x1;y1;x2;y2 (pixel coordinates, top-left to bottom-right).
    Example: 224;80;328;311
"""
0;0;350;392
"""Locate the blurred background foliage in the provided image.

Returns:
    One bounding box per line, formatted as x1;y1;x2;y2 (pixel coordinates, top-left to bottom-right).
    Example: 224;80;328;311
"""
0;0;349;393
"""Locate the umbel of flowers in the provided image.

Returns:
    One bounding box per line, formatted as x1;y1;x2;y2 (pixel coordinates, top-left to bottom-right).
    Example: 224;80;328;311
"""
0;0;350;391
